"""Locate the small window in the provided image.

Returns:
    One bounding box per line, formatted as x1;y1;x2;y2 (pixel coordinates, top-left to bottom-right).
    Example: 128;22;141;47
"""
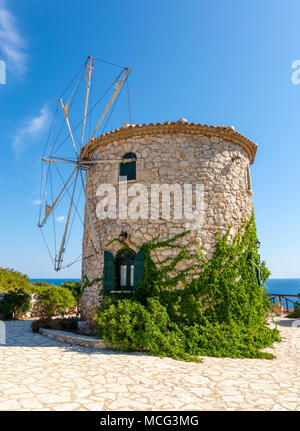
246;165;252;191
120;152;136;181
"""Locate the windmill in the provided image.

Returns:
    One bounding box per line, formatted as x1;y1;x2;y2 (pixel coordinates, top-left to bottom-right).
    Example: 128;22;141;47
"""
38;56;131;271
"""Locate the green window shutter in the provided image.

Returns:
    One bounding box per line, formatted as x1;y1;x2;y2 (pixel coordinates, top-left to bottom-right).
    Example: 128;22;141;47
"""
134;249;145;288
104;251;114;291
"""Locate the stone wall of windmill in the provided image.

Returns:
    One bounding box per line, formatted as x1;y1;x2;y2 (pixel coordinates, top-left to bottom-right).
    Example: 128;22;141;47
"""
80;121;256;321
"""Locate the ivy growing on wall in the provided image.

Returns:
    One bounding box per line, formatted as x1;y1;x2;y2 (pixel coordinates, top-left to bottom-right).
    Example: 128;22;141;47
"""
94;212;280;361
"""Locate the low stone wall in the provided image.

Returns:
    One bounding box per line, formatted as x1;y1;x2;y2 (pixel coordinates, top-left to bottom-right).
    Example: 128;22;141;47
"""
24;294;76;318
25;294;45;318
0;293;76;319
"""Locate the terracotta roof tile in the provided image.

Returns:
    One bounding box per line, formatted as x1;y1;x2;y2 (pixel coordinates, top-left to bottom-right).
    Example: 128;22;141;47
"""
81;121;257;163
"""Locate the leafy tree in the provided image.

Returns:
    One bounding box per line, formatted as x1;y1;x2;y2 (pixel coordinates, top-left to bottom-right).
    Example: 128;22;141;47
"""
0;290;31;319
0;267;32;292
33;285;75;318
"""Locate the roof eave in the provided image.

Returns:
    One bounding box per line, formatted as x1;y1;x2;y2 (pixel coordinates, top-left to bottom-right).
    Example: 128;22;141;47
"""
81;122;257;164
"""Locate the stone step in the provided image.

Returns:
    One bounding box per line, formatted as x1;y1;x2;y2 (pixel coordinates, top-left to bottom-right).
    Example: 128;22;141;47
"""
39;328;107;350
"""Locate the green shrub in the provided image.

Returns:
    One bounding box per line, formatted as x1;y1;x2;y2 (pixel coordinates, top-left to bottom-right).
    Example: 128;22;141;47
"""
182;321;278;359
30;281;58;295
61;279;89;316
0;289;31;319
0;267;32;293
287;295;300;318
32;285;75;317
94;298;194;360
31;317;78;333
32;281;53;287
94;212;280;361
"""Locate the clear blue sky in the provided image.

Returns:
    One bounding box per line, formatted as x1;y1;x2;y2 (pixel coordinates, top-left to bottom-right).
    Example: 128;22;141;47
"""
0;0;299;278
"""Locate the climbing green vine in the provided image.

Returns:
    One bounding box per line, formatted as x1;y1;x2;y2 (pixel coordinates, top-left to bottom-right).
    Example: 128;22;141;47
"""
94;212;280;361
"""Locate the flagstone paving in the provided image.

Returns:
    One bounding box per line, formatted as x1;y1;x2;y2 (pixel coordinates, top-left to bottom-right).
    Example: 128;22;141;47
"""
0;318;299;411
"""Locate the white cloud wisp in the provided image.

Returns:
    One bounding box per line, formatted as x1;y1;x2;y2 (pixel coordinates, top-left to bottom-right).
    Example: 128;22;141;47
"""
55;216;66;223
12;105;50;156
0;0;28;76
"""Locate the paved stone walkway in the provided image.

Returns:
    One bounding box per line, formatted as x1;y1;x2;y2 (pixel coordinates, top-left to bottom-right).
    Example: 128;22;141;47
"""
0;318;299;411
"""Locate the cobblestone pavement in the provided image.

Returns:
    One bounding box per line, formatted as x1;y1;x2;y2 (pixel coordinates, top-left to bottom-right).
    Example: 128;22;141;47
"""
0;319;299;411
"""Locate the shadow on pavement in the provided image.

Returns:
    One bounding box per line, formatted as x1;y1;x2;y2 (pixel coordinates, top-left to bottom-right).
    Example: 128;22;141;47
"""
0;319;149;358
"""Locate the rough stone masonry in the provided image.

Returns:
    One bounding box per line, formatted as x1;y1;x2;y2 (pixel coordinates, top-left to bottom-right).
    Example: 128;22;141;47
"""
80;120;257;320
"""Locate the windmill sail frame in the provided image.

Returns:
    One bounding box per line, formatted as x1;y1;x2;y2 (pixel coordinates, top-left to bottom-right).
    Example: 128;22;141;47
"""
38;56;131;271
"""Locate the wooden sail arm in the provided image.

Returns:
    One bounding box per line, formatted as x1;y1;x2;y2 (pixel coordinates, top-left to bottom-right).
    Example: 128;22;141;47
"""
80;158;136;166
48;155;78;163
59;98;80;159
38;166;77;228
80;56;93;150
55;168;79;271
90;67;130;140
81;158;122;164
79;168;101;253
42;158;76;165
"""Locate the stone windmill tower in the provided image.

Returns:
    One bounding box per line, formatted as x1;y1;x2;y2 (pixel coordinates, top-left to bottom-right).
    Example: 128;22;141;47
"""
37;57;257;321
79;119;257;320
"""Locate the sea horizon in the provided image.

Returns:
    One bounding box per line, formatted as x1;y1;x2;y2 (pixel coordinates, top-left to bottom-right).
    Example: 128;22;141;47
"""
30;277;300;296
30;277;300;280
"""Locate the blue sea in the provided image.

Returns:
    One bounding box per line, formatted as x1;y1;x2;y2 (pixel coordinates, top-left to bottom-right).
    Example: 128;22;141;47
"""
265;278;300;309
30;278;300;295
30;278;300;308
30;278;80;286
265;278;300;296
